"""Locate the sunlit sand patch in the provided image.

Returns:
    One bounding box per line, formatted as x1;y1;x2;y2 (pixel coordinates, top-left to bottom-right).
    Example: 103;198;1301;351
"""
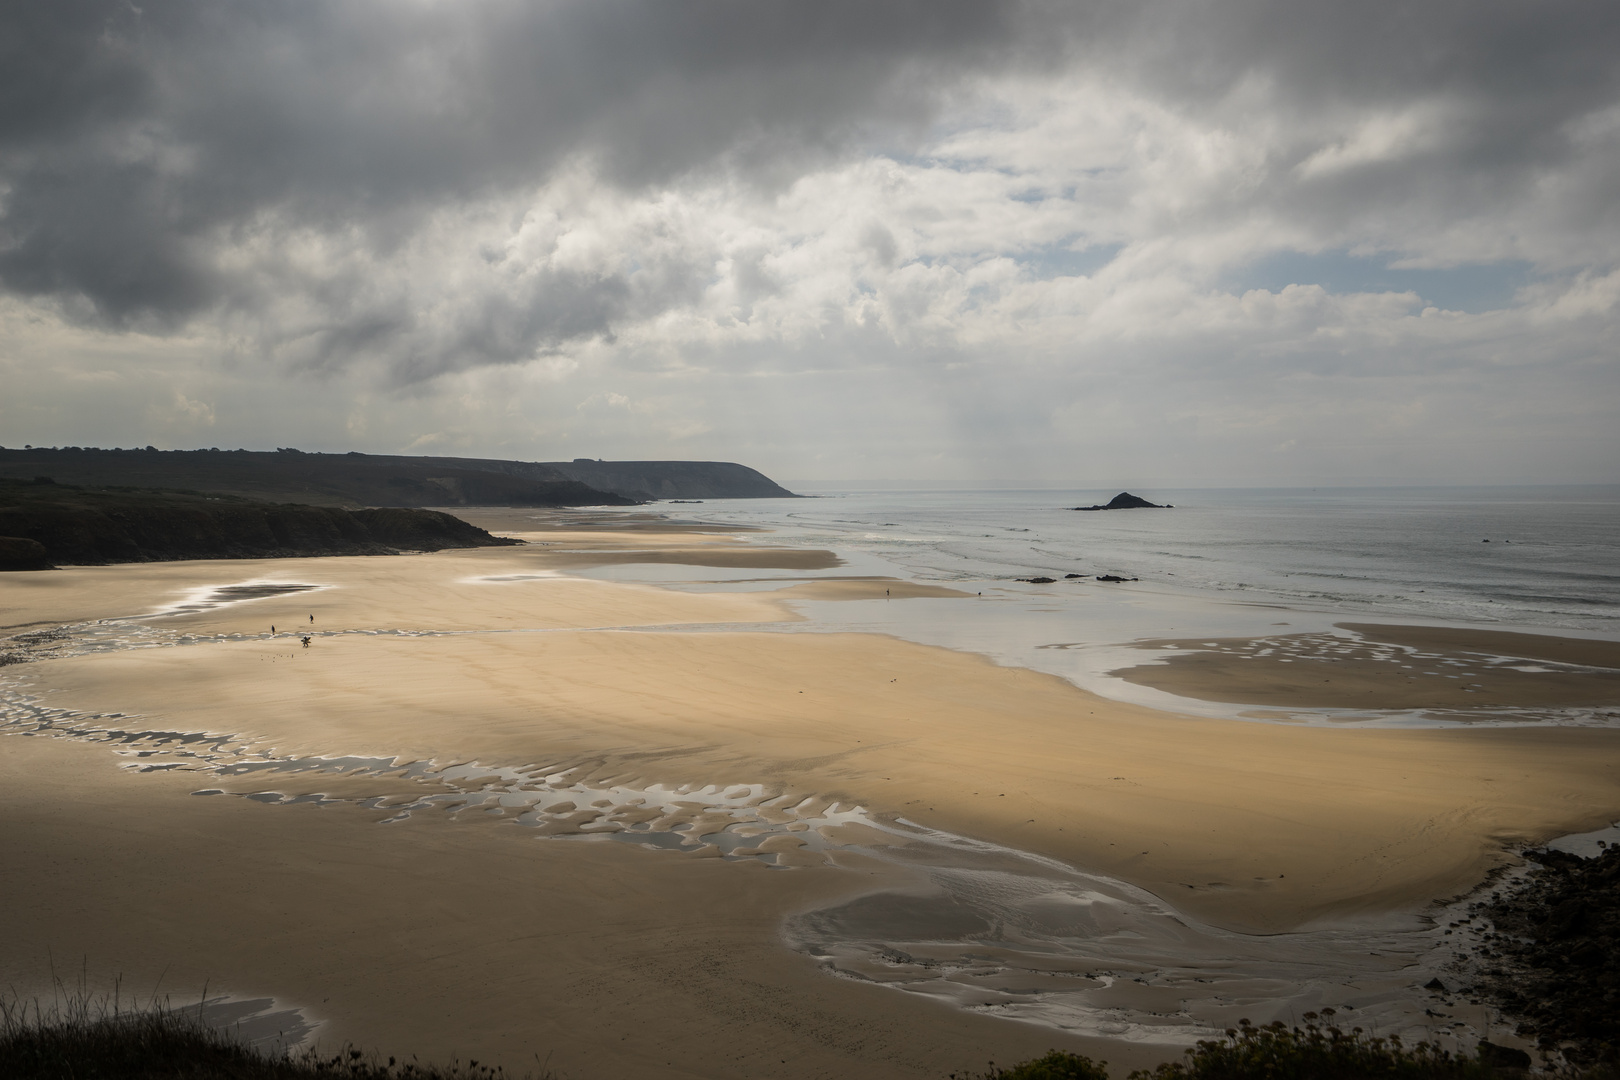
771;578;974;601
537;546;844;571
0;684;1524;1052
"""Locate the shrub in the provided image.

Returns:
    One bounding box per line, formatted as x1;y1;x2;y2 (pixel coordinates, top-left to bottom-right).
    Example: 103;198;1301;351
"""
953;1049;1112;1080
0;990;538;1080
1126;1012;1497;1080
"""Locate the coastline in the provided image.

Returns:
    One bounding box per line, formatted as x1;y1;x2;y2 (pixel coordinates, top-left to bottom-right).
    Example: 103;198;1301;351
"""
3;509;1618;1074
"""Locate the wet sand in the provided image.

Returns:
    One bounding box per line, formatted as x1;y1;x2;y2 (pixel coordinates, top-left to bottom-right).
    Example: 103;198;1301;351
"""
772;578;974;601
1112;623;1620;714
0;733;1128;1080
25;617;1620;931
3;525;1620;1074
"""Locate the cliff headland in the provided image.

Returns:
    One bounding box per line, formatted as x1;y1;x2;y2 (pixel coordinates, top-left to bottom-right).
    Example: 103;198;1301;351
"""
0;479;521;566
0;447;795;507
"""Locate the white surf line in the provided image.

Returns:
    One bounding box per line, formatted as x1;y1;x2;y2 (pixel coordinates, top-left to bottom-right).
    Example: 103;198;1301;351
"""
0;680;1511;1051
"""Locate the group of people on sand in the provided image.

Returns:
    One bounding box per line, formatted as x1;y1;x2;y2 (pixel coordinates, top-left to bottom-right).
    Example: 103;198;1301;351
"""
269;613;316;647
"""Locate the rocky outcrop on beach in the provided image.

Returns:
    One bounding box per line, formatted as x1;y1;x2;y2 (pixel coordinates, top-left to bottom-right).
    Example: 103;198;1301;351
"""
0;479;523;566
1072;492;1172;510
1452;844;1620;1065
0;536;52;570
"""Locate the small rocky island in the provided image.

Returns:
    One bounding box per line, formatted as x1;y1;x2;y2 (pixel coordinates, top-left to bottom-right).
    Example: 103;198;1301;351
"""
1072;492;1172;510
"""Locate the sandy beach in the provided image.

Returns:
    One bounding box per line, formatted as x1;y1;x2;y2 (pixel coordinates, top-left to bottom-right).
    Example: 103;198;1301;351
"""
3;514;1619;1076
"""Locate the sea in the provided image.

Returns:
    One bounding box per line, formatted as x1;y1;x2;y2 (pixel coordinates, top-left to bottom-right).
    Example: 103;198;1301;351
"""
575;484;1620;726
558;485;1620;1042
10;484;1615;1047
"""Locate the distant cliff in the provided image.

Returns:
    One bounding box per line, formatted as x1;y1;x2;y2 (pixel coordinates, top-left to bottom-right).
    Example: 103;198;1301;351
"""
0;448;632;508
0;447;793;505
0;480;522;566
439;457;798;501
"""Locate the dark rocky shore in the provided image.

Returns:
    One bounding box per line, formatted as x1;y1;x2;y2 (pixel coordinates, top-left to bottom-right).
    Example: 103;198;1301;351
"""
1445;844;1620;1066
0;479;521;567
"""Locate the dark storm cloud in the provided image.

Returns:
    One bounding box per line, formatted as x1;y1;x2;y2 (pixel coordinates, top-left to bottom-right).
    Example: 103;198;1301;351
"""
1;0;1616;375
0;0;1023;327
1081;0;1620;258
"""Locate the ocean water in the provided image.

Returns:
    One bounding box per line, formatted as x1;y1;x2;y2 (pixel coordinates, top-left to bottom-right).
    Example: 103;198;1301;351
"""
686;485;1620;633
7;487;1615;1047
574;485;1620;726
560;485;1620;1041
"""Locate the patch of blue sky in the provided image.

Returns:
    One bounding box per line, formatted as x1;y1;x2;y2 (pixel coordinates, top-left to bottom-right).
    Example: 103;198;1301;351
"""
1016;240;1124;279
1227;250;1536;312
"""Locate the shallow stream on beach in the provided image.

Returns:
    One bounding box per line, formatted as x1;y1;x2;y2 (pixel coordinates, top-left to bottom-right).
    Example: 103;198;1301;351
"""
0;610;1561;1051
5;503;1618;1052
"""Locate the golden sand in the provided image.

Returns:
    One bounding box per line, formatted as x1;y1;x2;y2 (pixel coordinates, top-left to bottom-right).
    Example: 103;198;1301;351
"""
3;528;1619;1076
0;734;1131;1079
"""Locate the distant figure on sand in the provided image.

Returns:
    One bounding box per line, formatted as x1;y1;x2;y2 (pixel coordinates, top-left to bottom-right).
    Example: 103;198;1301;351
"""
270;625;275;634
309;614;314;624
301;635;311;648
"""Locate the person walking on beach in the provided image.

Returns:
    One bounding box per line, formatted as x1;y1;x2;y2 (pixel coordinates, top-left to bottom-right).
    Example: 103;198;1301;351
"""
270;625;275;634
309;614;314;624
301;635;311;648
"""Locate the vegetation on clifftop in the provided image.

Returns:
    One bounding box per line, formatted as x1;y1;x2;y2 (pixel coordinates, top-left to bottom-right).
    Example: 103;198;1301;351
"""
0;478;523;566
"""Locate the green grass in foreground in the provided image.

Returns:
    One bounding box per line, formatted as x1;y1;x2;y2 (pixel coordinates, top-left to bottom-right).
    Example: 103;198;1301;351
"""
8;997;1619;1080
954;1014;1620;1080
0;993;550;1080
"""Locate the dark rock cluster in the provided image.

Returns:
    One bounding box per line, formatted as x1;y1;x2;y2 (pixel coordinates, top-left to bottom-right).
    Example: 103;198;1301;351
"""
1461;844;1620;1065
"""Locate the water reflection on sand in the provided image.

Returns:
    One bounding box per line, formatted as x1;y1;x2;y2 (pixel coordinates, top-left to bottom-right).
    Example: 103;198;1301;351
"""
0;663;1522;1051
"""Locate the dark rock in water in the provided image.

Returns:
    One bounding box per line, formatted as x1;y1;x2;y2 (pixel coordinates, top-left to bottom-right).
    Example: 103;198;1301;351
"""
1072;492;1171;511
1064;573;1082;579
0;536;53;571
1095;574;1139;582
1018;576;1058;584
1424;977;1448;991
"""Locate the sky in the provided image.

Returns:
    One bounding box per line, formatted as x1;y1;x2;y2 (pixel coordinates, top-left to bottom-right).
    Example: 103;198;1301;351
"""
2;0;1617;490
